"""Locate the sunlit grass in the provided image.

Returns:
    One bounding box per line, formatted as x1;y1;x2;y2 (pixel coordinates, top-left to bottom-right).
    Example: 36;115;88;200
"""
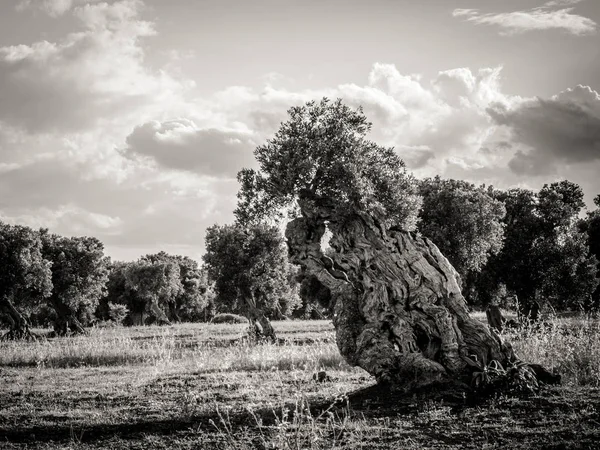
0;321;343;372
1;317;599;386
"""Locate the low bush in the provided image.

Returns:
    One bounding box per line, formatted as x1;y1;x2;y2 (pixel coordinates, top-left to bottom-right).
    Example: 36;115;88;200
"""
211;313;249;324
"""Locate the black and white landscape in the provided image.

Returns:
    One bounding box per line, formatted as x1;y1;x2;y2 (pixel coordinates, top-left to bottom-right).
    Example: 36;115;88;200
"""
1;1;600;448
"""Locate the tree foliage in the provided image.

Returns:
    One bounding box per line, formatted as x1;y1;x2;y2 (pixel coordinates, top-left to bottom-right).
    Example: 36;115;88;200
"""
99;254;212;325
479;181;598;312
140;252;212;322
418;177;505;280
235;98;421;229
40;232;109;335
203;223;298;319
0;222;52;337
578;194;600;311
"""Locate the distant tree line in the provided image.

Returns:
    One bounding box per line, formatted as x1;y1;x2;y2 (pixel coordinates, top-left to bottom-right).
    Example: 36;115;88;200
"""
417;178;599;316
1;177;599;338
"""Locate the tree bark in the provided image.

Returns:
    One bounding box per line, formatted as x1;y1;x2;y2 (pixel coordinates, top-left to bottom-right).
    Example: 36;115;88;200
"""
246;295;277;342
50;297;88;336
0;296;36;340
486;305;504;332
286;199;558;389
148;301;171;326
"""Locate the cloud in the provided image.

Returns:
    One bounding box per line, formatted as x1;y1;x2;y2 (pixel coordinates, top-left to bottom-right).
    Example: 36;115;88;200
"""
16;0;103;17
123;119;257;177
452;1;597;35
0;0;190;133
1;204;122;235
199;64;513;177
488;85;600;175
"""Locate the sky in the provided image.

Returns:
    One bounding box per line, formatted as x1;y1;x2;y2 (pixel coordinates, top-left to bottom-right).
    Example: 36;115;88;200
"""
0;0;599;262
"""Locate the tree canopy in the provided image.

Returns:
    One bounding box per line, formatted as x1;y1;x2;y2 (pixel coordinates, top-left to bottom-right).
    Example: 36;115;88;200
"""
235;98;421;229
0;222;52;338
418;177;506;279
478;182;598;313
40;232;109;335
203;223;299;329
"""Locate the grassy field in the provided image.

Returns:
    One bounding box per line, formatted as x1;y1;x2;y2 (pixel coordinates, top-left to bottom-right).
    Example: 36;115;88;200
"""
1;317;600;449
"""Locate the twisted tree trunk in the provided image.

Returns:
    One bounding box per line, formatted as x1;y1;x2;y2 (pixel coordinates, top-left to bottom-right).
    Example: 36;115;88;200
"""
246;295;277;342
51;297;87;336
286;199;558;389
0;296;37;340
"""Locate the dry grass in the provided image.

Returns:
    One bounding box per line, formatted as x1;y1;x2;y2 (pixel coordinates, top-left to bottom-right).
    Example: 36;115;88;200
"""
0;321;341;371
507;317;600;386
1;317;600;449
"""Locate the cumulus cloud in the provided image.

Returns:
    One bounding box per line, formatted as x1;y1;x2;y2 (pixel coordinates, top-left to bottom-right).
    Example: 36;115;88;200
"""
123;119;257;177
452;1;597;35
199;63;512;175
488;85;600;175
0;0;190;133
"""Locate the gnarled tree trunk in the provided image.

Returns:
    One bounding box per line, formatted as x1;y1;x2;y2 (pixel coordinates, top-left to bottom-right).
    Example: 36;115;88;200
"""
51;297;88;336
486;305;504;332
286;199;558;389
246;295;276;342
0;296;37;340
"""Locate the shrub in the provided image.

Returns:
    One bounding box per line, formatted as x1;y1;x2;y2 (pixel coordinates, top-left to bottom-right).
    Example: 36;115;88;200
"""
211;313;249;324
108;302;129;325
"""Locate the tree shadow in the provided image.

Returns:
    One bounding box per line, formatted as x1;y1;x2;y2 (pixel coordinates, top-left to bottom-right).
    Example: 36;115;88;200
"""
0;381;477;445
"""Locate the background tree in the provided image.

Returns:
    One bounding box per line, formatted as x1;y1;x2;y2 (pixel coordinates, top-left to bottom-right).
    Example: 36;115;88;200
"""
481;182;597;316
40;232;109;336
0;222;52;339
96;260;130;322
140;252;212;322
203;223;298;340
578;194;600;311
417;177;505;302
239;98;558;389
123;259;182;325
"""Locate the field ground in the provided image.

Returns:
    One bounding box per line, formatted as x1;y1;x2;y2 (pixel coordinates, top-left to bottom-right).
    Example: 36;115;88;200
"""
1;318;600;449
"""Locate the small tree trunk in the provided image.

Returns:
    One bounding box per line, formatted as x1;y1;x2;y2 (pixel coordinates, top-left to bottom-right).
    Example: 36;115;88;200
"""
246;296;276;342
51;298;88;337
520;299;541;324
0;296;37;340
486;305;504;332
148;301;171;326
286;201;558;390
168;304;182;323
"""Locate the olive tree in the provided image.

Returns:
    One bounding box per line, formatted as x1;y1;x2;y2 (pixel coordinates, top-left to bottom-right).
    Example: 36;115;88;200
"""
123;259;182;325
141;252;212;322
0;222;52;339
481;183;598;316
40;232;109;336
203;223;298;340
236;98;558;389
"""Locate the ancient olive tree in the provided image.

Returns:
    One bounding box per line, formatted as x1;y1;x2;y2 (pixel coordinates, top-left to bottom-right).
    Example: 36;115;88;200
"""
203;223;298;340
236;98;558;389
0;222;52;339
41;232;109;336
